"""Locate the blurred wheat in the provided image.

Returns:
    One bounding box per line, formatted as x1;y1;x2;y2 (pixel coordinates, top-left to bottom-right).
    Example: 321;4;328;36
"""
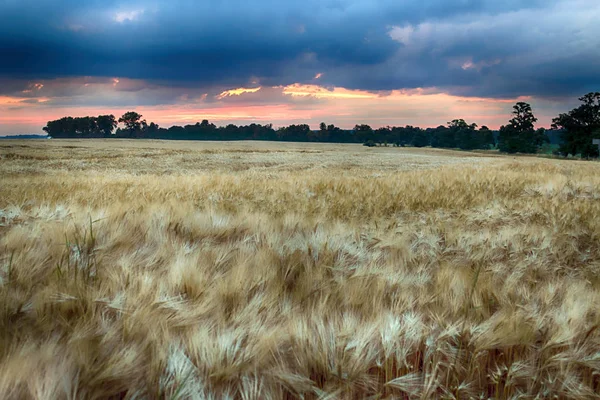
0;140;599;399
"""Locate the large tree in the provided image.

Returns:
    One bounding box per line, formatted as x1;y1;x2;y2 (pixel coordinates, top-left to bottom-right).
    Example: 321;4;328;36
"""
478;126;496;149
390;126;419;147
552;92;600;158
449;119;480;150
498;102;546;153
44;115;117;138
353;124;374;144
96;115;118;136
118;111;144;134
430;125;455;148
276;124;311;142
411;129;430;147
43;117;74;138
315;122;329;142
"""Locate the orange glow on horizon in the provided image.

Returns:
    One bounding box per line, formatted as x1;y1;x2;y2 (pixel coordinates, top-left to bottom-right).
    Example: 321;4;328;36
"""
0;81;556;135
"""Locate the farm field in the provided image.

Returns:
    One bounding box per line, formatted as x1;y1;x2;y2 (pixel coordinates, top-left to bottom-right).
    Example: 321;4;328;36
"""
1;139;599;399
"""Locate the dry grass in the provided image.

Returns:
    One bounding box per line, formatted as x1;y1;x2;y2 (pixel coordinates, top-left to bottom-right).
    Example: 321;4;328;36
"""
1;140;599;399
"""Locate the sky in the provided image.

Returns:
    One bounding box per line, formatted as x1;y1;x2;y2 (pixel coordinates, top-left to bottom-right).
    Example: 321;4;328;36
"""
1;0;599;135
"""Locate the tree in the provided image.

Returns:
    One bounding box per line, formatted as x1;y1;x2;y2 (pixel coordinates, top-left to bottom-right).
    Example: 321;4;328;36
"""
390;126;416;147
430;125;455;148
374;127;391;145
276;124;311;141
533;128;550;148
449;119;479;150
363;140;376;147
315;122;330;142
354;124;374;144
74;116;96;136
97;115;118;136
497;125;520;153
119;111;144;134
144;122;160;135
412;129;430;147
44;115;116;138
498;102;545;153
510;102;537;132
552;92;600;158
479;126;496;149
43;117;74;138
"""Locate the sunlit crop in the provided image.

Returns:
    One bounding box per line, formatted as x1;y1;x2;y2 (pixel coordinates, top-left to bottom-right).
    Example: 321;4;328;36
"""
1;140;599;399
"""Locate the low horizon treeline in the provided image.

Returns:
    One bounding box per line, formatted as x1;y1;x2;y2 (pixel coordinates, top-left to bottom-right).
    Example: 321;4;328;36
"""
40;113;555;153
43;92;600;157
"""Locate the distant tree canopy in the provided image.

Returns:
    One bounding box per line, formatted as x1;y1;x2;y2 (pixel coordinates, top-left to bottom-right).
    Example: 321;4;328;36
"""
354;124;374;144
97;115;118;136
276;124;311;142
118;111;144;134
426;121;495;150
42;97;600;158
498;102;548;154
552;92;600;158
37;111;538;151
43;115;117;138
315;122;343;142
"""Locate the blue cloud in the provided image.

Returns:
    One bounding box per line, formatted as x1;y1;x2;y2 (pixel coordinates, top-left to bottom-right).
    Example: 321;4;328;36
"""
0;0;598;98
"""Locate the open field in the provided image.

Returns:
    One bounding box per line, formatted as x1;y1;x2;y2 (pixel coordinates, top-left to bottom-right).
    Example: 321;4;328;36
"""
1;140;600;399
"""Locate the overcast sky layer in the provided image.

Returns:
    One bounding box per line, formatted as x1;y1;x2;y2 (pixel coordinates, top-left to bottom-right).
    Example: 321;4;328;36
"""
1;0;598;134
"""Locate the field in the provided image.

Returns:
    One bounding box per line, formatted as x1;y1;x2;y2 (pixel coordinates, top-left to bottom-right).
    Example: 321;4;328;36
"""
1;139;599;399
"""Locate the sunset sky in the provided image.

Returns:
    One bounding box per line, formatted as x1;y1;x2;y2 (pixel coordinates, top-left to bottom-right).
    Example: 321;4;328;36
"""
1;0;599;135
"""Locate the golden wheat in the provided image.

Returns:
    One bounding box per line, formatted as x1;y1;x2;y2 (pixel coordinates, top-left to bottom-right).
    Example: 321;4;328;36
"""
1;140;599;399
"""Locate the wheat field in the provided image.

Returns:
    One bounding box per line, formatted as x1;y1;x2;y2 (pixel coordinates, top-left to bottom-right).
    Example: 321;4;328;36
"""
1;139;599;399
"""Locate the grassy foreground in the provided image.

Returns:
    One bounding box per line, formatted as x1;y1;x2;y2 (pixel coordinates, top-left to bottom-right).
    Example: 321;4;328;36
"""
1;140;599;399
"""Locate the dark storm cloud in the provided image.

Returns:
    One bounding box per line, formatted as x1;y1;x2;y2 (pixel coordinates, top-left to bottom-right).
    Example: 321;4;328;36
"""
321;1;600;97
0;0;598;98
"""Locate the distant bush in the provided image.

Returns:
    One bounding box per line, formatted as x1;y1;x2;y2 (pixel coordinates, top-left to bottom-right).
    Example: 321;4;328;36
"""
363;140;376;147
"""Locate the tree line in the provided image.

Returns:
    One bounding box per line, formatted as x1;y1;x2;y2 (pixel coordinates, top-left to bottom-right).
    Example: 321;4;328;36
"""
43;93;600;157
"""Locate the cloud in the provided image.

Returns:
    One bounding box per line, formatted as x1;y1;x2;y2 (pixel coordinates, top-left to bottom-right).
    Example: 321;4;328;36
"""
217;87;262;100
377;0;600;97
282;84;377;99
113;8;145;23
0;0;597;135
3;0;597;99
